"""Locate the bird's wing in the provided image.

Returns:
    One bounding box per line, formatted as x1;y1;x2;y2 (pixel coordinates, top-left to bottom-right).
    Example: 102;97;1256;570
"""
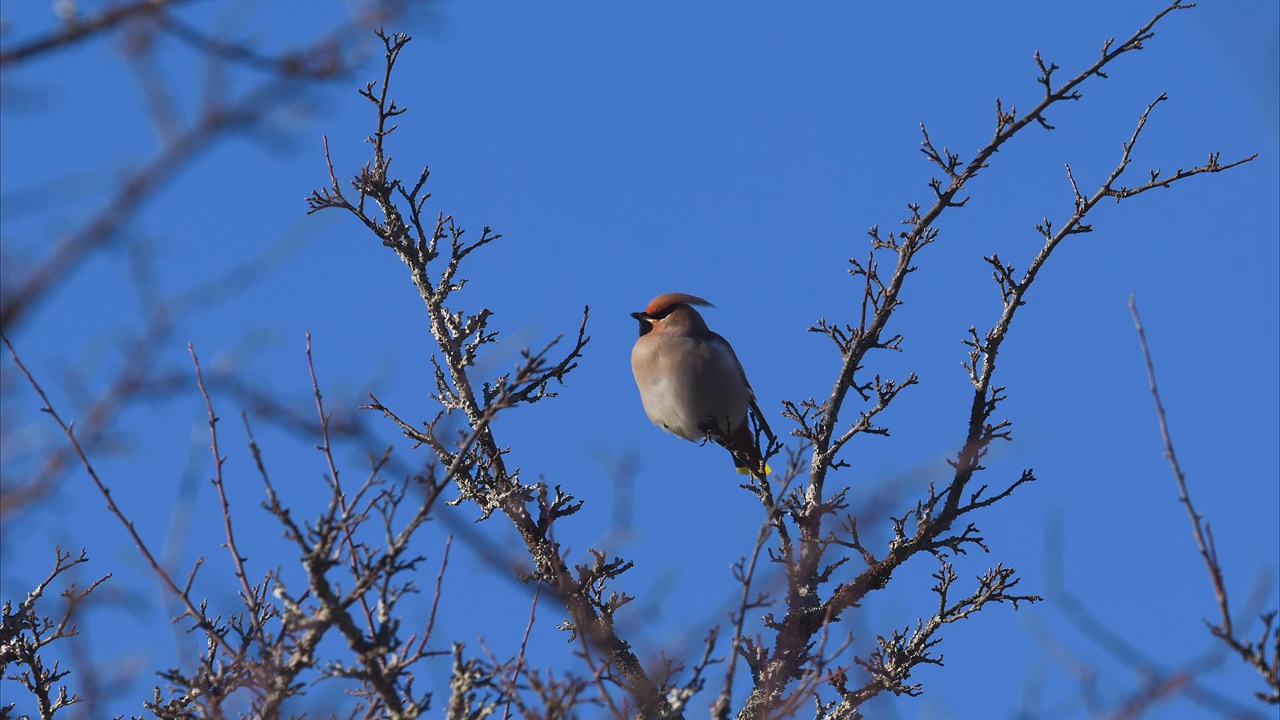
710;331;775;445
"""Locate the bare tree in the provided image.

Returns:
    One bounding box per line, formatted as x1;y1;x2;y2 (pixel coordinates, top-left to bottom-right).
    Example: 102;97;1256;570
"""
299;4;1260;716
1;2;1271;719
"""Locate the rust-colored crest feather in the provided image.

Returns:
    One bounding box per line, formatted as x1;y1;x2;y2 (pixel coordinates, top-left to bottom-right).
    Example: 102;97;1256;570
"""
644;292;714;316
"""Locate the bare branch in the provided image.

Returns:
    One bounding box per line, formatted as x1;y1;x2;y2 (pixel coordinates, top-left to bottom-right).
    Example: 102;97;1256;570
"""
1131;297;1279;704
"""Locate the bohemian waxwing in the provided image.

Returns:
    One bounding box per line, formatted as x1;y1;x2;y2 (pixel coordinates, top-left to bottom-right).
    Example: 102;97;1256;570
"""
630;292;770;479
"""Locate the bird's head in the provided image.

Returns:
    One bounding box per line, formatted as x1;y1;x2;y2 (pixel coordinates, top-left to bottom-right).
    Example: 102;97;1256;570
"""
631;292;714;337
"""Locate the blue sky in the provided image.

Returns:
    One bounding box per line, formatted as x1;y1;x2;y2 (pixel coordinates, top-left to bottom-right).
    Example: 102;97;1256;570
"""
2;1;1277;718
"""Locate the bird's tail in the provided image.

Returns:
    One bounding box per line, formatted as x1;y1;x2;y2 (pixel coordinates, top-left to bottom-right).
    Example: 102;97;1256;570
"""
726;421;771;480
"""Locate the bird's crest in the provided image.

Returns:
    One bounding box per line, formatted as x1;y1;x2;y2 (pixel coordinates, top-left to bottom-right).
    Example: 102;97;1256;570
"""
645;292;714;317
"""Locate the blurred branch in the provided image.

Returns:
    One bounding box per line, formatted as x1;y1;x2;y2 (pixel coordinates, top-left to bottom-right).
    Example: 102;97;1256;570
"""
0;0;414;533
0;0;189;67
1036;514;1267;719
155;12;346;79
1;0;412;333
0;97;243;332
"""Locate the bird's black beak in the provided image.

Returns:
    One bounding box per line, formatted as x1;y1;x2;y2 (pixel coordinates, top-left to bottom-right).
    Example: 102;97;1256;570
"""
630;311;652;336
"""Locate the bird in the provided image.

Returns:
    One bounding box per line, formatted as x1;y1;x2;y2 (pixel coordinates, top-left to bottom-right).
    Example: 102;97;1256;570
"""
630;292;771;479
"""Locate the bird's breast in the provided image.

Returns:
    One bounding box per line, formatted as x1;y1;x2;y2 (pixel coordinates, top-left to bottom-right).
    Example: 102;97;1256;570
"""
631;334;750;441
